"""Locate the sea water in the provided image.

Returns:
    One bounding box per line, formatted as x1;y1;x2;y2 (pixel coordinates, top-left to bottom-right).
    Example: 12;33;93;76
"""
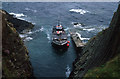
2;2;118;78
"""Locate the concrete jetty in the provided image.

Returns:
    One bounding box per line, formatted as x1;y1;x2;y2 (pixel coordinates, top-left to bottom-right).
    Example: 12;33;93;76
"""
70;32;85;51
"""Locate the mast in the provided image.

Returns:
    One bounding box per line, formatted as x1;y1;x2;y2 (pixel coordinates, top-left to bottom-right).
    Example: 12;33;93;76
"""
57;16;61;26
58;19;60;26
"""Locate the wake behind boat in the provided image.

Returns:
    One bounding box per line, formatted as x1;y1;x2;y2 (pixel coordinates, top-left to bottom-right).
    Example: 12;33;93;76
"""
51;24;70;49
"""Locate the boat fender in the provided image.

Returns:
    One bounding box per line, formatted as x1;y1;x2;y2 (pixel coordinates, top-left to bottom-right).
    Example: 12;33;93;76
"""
67;41;70;43
67;44;69;46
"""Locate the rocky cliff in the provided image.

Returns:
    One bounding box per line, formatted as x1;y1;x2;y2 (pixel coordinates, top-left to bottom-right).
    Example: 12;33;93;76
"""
69;3;120;78
1;10;34;78
1;10;34;33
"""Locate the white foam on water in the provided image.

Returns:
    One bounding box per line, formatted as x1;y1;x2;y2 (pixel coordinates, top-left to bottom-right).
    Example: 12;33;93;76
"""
76;32;90;41
99;25;106;31
35;28;43;33
9;12;27;20
24;37;33;42
74;23;82;28
69;9;90;15
65;65;71;78
28;26;50;42
19;34;33;42
27;27;44;35
45;30;51;43
19;27;44;42
83;28;96;31
64;27;70;31
18;18;26;20
19;34;28;38
40;26;44;32
9;12;36;25
34;29;41;33
33;27;44;33
71;22;83;28
67;34;71;37
27;31;33;34
82;25;107;32
9;12;27;18
28;26;44;33
32;22;36;25
47;33;50;41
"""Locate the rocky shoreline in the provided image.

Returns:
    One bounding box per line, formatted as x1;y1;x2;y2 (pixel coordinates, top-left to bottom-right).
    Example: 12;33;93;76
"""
1;10;34;33
1;3;120;78
69;4;120;79
1;9;35;78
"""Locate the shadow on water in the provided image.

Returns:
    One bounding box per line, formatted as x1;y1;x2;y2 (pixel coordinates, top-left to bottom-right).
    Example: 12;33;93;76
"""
51;45;68;56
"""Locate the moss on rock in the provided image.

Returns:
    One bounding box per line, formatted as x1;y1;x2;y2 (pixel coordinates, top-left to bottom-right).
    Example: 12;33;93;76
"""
1;9;34;78
84;54;120;78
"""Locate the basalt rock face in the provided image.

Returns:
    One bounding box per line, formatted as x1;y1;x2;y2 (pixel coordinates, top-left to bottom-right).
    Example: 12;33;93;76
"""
69;4;120;78
1;10;34;78
1;9;34;33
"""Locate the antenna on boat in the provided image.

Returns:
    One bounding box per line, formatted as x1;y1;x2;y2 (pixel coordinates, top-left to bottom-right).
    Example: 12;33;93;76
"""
58;20;60;25
57;16;61;26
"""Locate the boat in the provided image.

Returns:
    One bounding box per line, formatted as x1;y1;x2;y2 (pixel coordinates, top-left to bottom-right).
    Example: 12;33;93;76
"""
51;23;70;49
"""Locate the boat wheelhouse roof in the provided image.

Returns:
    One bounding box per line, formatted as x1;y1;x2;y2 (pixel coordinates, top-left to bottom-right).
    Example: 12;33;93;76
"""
56;26;62;29
56;24;63;29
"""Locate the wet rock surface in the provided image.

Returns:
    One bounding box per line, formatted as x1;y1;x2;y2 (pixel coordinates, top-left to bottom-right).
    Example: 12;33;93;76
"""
1;9;34;78
69;4;120;79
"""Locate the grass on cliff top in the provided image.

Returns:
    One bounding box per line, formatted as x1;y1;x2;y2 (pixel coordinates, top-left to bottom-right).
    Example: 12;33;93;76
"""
84;54;120;79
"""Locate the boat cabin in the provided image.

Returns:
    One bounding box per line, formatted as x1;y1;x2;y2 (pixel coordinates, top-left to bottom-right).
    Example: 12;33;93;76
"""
56;25;63;30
